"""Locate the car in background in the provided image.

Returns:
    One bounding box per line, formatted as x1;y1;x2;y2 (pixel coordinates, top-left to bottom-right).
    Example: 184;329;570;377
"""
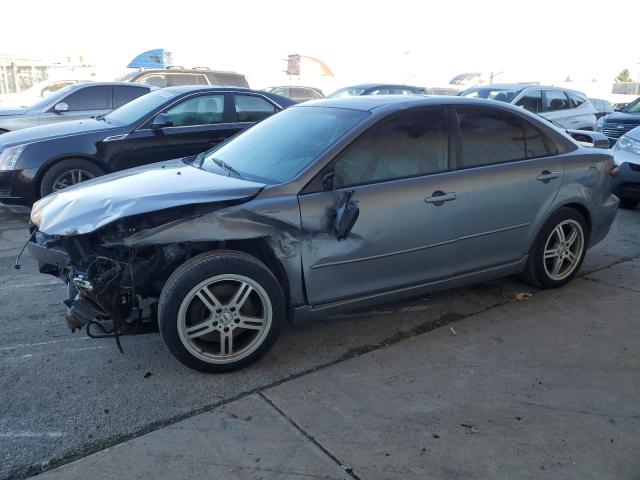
0;83;153;134
0;86;295;210
599;97;640;146
0;78;93;105
118;68;249;88
263;86;323;102
588;98;615;119
460;84;597;131
612;125;640;209
27;95;618;372
327;83;425;98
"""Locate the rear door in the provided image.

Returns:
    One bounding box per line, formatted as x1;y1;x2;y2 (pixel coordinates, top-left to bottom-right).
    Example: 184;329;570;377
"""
38;85;111;125
540;89;573;128
451;107;564;274
299;107;466;305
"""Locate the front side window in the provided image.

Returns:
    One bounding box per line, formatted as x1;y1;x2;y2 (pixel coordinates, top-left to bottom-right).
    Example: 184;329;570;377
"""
164;94;225;126
327;87;366;98
544;90;571;111
61;86;110;111
200;106;368;184
138;74;167;88
333;108;448;188
524;123;555;158
106;89;180;126
516;90;543;113
234;95;275;122
457;109;526;168
368;88;390;95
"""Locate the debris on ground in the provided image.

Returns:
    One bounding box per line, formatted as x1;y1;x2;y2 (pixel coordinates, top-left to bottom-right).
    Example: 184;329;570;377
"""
449;326;457;336
143;372;152;379
460;423;479;434
502;292;534;302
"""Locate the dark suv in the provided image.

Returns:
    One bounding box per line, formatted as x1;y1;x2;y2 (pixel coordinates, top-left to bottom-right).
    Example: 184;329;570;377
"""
600;97;640;145
119;68;249;89
0;87;294;210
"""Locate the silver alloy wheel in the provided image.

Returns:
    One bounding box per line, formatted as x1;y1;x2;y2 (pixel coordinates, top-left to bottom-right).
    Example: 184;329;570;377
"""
52;169;96;191
543;219;584;281
177;274;273;364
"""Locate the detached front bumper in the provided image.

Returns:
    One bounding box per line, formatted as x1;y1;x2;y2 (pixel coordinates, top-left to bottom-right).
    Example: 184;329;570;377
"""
613;162;640;201
27;231;71;276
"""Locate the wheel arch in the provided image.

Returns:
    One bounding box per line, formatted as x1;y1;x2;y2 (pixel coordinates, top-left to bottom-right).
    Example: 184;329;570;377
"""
34;154;108;200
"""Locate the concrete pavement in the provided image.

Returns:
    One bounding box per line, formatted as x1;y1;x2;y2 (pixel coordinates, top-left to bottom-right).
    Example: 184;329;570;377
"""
33;257;640;480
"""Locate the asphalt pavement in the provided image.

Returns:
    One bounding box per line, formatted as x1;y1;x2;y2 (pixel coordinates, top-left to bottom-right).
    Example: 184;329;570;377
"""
1;206;639;479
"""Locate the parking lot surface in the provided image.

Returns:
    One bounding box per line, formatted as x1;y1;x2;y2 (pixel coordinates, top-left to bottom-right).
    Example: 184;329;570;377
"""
1;207;639;478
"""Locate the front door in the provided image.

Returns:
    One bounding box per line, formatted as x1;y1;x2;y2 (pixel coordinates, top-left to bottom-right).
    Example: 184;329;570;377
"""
452;107;565;274
39;85;111;125
299;107;465;305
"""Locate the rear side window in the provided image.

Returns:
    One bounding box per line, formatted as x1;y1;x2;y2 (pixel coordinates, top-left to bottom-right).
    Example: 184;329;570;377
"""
566;92;586;108
516;90;543;113
61;86;110;111
544;91;571;111
234;95;275;122
333;108;448;188
113;86;149;108
168;73;208;86
457;109;526;167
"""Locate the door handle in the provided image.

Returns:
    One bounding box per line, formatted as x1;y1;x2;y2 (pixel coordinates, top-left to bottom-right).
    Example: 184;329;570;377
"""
536;170;561;183
425;191;457;206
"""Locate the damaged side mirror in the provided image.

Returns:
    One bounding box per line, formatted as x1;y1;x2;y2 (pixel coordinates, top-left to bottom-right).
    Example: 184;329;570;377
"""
330;190;359;240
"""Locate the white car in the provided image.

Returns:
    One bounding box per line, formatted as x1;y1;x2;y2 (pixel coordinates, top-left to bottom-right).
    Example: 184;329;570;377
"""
612;125;640;209
460;84;597;131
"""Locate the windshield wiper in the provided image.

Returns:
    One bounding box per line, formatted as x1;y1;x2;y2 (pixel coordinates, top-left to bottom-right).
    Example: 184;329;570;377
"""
212;158;243;179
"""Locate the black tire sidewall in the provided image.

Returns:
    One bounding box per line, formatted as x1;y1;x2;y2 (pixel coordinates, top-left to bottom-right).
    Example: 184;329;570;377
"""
158;252;284;373
528;208;589;289
39;158;104;198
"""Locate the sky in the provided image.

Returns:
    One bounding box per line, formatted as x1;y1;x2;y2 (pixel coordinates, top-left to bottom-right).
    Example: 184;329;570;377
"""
2;0;640;97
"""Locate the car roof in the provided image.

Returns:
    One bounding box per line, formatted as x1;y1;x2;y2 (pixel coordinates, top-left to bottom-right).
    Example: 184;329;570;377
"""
298;94;533;112
343;83;423;90
70;82;152;88
467;83;586;95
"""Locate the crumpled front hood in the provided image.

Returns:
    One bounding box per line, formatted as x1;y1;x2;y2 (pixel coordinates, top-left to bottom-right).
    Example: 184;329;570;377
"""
31;159;266;236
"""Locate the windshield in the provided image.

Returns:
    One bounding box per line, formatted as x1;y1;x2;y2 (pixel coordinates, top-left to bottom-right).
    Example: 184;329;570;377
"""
459;87;521;103
624;98;640;114
200;106;369;183
327;87;367;98
105;89;180;125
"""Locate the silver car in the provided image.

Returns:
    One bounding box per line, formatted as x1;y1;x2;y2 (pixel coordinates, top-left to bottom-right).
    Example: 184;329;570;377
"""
460;84;598;131
27;96;618;372
0;82;153;134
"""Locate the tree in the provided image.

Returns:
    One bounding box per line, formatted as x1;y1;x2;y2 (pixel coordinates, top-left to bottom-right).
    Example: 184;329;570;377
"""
616;69;632;83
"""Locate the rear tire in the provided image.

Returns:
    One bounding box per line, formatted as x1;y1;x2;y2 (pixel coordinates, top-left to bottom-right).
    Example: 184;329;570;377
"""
523;207;588;289
39;158;104;198
619;198;639;210
158;251;284;373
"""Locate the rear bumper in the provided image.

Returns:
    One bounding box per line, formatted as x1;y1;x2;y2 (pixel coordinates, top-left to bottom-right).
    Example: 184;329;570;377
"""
613;162;640;201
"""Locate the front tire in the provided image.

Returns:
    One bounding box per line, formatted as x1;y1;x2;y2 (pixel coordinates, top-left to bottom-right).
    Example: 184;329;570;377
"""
39;158;104;198
619;198;639;210
158;251;284;373
523;207;588;289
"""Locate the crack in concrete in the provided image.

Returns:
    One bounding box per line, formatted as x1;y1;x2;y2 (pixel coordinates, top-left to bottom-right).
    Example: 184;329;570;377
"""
258;391;362;480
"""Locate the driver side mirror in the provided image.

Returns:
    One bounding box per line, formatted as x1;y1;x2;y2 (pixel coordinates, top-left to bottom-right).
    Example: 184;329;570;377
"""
566;129;611;149
53;102;69;113
151;113;173;130
330;190;359;241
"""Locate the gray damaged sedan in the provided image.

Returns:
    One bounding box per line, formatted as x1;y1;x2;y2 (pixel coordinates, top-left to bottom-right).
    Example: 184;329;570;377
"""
26;96;619;372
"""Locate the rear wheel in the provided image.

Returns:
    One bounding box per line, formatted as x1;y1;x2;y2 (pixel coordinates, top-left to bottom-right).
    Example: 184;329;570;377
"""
523;207;588;288
619;198;639;210
39;158;104;198
158;251;284;373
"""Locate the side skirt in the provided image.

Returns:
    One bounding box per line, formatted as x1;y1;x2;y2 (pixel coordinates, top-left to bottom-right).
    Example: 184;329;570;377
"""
292;256;529;323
